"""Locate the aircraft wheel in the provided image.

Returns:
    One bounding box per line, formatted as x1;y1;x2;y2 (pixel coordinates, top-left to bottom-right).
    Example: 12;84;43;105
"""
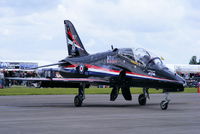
160;100;168;110
74;95;82;107
138;94;146;105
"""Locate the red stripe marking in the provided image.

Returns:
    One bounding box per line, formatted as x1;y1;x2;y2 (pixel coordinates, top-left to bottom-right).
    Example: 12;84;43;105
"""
85;64;120;73
67;30;73;40
67;29;82;48
64;65;76;68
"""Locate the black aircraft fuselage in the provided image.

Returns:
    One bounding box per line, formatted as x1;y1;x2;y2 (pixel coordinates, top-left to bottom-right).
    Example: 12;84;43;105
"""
59;49;184;92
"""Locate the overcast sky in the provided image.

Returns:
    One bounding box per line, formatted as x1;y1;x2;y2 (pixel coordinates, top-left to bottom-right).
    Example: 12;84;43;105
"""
0;0;200;65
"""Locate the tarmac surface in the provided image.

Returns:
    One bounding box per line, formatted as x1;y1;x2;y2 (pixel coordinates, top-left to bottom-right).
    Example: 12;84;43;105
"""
0;93;200;134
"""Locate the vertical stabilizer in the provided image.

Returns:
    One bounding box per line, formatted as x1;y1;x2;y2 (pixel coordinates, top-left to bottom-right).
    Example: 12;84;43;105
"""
64;20;89;57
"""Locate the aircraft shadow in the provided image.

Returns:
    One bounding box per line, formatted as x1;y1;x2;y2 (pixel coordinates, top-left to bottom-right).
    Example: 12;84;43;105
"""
15;102;187;112
18;102;161;108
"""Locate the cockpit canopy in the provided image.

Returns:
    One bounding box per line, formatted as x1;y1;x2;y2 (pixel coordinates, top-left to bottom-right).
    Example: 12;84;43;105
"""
118;48;166;70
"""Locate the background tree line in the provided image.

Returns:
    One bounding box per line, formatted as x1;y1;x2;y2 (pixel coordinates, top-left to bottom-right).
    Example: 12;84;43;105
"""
189;56;200;65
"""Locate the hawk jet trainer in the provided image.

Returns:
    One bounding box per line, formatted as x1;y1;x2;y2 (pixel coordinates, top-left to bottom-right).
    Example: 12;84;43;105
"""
6;20;186;110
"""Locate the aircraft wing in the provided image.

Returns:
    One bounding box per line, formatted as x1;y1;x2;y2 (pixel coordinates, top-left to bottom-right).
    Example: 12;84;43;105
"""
32;62;66;69
5;77;109;85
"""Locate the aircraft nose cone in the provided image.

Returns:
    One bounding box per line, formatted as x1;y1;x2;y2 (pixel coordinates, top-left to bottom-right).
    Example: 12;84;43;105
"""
175;73;186;86
182;79;187;87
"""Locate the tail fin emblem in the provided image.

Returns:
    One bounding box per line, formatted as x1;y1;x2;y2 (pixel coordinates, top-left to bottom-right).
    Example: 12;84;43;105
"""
67;29;83;50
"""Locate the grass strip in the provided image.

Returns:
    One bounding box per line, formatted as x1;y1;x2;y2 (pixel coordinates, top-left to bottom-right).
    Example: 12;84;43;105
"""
0;86;198;96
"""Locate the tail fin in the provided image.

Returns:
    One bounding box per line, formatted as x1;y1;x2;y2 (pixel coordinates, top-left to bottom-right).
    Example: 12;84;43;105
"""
64;20;89;57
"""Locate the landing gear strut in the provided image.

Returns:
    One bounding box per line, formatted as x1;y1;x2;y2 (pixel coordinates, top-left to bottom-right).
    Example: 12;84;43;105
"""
110;86;120;101
138;88;149;105
74;83;85;107
160;92;170;110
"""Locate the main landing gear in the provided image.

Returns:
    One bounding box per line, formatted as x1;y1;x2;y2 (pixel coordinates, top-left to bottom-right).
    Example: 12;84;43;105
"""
74;83;85;107
138;88;149;106
73;82;171;110
138;88;171;110
160;92;170;110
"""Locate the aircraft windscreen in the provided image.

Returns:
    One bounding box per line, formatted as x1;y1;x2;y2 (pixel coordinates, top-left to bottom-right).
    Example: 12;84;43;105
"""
133;48;166;69
118;48;167;70
118;48;135;61
134;48;151;65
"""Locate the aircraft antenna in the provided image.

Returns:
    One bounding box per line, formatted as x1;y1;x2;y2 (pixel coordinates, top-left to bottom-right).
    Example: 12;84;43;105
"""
111;45;114;50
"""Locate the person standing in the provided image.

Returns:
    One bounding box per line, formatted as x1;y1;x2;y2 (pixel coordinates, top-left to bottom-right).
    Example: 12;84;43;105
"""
0;71;4;89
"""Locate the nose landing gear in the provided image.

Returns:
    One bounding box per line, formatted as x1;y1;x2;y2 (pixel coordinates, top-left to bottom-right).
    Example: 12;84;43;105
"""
160;92;170;110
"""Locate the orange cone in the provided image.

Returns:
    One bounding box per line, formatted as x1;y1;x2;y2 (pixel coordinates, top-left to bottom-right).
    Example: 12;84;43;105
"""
198;87;200;93
197;82;200;95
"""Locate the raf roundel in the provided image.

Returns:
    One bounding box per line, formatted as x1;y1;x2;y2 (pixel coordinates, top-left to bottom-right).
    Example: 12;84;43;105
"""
78;65;87;74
